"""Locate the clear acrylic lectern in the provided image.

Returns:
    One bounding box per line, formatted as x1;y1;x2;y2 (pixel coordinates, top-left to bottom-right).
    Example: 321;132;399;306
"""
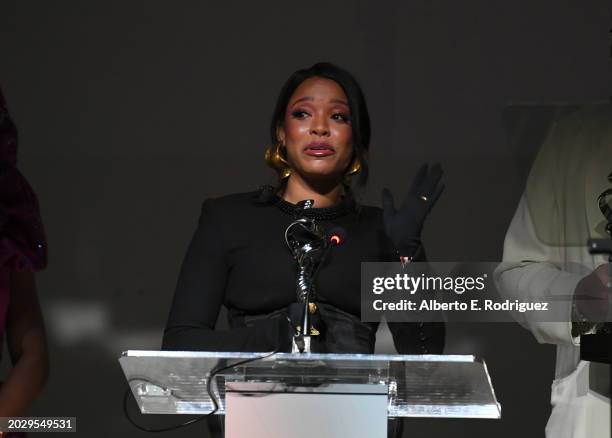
119;351;500;437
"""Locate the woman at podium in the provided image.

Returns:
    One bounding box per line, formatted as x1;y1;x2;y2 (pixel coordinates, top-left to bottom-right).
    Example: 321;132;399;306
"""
162;62;445;437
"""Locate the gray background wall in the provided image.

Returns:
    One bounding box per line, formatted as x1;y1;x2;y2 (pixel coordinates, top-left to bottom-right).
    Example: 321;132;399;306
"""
1;1;611;436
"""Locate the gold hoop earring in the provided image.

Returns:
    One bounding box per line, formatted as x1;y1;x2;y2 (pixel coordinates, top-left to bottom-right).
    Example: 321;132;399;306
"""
345;157;361;176
264;143;291;179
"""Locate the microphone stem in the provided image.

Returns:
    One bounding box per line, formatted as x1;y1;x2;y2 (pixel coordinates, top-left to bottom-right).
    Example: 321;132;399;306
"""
301;299;310;352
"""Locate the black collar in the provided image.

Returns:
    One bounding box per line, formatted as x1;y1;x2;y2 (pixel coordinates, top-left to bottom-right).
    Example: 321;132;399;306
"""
254;185;356;220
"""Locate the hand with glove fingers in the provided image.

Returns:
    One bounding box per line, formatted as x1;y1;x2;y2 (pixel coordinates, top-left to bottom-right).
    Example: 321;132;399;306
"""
382;163;445;258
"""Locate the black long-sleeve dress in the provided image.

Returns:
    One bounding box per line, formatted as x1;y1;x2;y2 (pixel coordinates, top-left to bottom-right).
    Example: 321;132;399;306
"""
162;186;444;354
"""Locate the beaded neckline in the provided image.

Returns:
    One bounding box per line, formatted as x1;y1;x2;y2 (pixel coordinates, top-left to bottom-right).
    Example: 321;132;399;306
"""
255;185;355;220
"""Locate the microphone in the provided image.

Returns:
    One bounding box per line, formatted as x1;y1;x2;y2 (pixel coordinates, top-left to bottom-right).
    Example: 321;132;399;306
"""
311;226;348;282
328;226;347;247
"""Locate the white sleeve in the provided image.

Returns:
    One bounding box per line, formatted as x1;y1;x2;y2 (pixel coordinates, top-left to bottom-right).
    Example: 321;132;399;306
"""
494;194;581;346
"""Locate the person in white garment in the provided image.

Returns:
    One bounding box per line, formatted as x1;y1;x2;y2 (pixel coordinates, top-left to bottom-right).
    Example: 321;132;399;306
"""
494;102;611;438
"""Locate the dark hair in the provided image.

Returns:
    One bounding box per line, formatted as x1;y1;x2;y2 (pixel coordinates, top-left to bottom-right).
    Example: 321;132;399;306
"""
270;62;371;190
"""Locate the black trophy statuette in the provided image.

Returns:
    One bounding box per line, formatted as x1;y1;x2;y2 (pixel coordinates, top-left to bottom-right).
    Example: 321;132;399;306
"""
284;200;328;353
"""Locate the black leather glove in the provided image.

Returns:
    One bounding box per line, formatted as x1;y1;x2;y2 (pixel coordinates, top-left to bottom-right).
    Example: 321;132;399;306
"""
382;163;444;257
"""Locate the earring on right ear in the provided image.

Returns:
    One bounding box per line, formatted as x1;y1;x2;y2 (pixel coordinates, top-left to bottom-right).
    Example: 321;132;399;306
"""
345;157;361;176
264;142;291;179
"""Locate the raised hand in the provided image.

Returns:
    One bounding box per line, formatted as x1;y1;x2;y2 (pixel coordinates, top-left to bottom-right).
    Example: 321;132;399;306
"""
382;163;445;257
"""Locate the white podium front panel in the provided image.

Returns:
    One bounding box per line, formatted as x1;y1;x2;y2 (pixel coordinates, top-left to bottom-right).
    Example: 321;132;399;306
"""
225;382;388;438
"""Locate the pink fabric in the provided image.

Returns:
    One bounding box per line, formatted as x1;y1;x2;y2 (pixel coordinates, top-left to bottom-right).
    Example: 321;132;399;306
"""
0;88;47;333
